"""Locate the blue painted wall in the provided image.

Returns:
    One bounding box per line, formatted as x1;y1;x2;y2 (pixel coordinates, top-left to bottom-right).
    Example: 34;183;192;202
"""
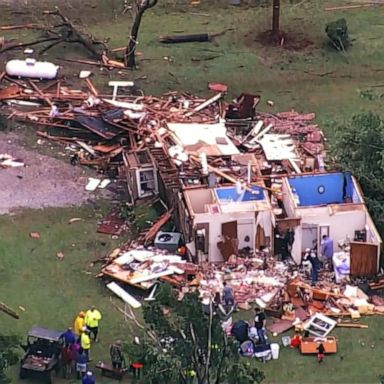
288;172;361;207
215;185;265;203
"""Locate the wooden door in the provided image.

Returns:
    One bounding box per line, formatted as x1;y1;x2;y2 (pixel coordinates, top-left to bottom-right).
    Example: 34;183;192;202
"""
302;224;318;252
218;221;238;260
350;242;378;276
222;221;238;239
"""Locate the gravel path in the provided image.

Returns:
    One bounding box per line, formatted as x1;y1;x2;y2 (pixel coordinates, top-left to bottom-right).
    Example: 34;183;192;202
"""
0;132;93;214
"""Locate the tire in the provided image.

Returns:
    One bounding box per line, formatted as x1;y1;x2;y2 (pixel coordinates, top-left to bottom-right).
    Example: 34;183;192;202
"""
46;370;55;384
19;368;27;379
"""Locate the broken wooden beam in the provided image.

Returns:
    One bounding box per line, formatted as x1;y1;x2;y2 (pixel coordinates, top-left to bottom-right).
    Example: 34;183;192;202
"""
0;301;19;319
143;211;172;244
185;92;222;117
107;282;141;309
337;323;368;329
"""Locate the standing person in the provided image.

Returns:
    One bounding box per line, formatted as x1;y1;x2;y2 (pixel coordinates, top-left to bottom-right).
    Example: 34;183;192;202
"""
110;340;126;370
82;370;96;384
60;327;76;347
85;306;102;342
74;311;86;338
75;347;88;379
61;344;74;379
317;342;325;363
309;249;319;286
302;248;313;278
321;235;334;271
80;329;91;361
222;282;235;308
254;307;267;345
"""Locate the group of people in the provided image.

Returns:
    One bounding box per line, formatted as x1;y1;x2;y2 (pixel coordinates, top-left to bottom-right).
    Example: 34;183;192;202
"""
60;306;105;382
302;235;334;285
58;305;138;382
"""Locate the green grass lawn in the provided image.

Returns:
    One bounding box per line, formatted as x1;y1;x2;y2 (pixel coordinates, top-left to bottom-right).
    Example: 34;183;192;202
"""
1;1;384;383
0;206;134;383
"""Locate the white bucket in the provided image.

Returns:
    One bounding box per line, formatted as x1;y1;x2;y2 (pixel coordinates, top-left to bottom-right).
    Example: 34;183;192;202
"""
270;343;280;360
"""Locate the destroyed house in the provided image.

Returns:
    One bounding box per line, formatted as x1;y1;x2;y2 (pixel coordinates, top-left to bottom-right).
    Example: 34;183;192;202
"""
122;149;158;201
179;183;273;263
281;171;382;276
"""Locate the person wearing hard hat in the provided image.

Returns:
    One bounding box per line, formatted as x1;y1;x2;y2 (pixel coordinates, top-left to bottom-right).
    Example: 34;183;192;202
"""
82;370;96;384
74;311;86;338
85;306;102;342
80;328;91;361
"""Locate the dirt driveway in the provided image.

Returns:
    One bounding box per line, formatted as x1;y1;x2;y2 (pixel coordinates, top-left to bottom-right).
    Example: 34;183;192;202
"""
0;132;96;214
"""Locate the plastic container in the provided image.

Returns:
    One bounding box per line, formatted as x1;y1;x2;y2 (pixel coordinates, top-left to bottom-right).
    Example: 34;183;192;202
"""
5;59;59;79
282;336;291;347
270;343;280;360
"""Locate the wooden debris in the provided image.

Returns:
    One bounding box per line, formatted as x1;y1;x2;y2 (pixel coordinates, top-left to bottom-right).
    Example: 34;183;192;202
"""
0;301;19;319
337;322;368;329
325;4;383;11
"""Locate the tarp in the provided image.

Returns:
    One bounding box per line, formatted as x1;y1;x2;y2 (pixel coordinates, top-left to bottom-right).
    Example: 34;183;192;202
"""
231;320;249;342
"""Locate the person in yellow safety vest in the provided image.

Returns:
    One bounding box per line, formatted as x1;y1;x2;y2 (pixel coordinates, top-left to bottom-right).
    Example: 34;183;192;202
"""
80;328;91;361
74;311;86;338
186;369;196;384
85;306;102;342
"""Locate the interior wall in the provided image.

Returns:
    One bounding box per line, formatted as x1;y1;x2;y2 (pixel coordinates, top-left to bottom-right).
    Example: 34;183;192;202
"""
193;209;271;262
291;208;368;263
282;178;296;217
288;172;361;207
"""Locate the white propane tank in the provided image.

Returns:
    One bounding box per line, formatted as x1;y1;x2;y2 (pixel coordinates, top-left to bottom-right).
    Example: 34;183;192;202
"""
5;58;59;79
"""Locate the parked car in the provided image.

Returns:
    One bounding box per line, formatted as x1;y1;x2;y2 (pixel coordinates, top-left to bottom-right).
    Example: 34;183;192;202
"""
19;327;63;383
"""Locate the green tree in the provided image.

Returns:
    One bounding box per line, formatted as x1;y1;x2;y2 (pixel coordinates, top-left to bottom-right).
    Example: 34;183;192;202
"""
330;112;384;231
0;335;20;383
126;284;264;384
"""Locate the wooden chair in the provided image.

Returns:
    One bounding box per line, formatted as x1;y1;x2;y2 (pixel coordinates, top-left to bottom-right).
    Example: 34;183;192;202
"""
95;362;127;381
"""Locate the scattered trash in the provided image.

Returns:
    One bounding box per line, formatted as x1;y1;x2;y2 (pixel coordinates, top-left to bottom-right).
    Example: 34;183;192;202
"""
0;154;24;168
68;218;82;224
85;178;101;191
79;70;92;79
29;232;41;239
56;252;64;260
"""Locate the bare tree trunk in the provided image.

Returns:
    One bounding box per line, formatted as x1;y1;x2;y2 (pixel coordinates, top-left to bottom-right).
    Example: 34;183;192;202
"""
272;0;280;37
124;0;158;68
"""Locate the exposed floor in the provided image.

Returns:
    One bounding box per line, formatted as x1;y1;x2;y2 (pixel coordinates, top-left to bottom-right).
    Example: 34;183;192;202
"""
0;131;95;214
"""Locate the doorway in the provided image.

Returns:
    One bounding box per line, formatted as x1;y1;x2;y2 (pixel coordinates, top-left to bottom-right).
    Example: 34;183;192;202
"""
302;224;318;252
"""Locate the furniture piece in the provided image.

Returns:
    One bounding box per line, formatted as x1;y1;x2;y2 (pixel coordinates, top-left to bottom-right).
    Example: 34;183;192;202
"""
96;362;127;381
299;336;337;354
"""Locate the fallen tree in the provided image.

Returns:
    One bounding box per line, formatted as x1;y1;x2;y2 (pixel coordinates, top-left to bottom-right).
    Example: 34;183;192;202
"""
0;7;109;58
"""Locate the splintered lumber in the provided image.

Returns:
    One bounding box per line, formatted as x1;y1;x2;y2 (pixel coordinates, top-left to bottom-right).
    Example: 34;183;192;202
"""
28;80;53;107
106;282;141;309
0;24;42;30
325;4;381;11
185;92;222;117
337;323;368;329
130;270;174;284
0;301;19;319
143;211;172;243
159;33;210;44
84;78;98;96
59;58;130;71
